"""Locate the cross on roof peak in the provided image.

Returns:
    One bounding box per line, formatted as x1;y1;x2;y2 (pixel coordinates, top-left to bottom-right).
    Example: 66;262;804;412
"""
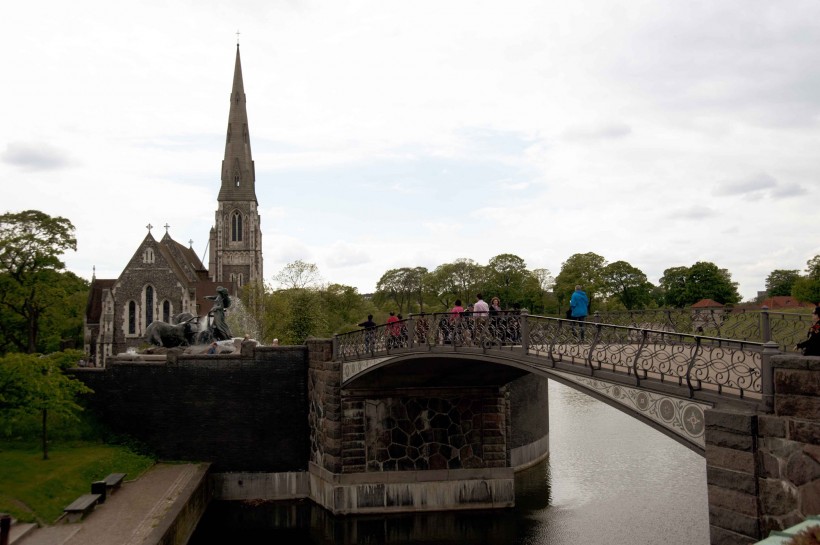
164;223;171;234
146;223;153;233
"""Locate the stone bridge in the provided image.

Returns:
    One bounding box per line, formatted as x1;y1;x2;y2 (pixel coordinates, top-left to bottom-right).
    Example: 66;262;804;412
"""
322;312;818;544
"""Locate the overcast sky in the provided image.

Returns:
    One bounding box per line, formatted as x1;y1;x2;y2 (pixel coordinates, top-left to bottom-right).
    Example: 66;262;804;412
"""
2;1;819;300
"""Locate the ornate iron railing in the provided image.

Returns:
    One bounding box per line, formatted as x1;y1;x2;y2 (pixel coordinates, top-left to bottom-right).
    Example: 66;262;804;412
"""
335;312;775;402
594;308;813;352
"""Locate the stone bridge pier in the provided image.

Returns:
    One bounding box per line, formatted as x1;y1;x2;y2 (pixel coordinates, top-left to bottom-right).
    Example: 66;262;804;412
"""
306;339;549;514
705;354;820;544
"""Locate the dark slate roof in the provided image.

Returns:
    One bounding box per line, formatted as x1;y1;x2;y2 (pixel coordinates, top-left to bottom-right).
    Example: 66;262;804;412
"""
85;278;116;324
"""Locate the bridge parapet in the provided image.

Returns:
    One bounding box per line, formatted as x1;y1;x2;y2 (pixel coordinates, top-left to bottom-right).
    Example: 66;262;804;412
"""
594;307;811;352
336;313;776;407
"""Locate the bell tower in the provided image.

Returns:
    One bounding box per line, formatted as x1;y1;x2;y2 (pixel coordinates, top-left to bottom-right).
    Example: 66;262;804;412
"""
209;44;263;291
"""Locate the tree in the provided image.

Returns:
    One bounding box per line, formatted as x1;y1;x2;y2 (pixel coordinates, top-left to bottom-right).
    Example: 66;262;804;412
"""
792;255;820;304
0;210;78;354
0;350;91;459
428;259;484;310
659;266;690;308
685;262;740;305
602;261;653;310
554;252;607;311
273;260;321;290
375;267;427;315
531;268;557;314
765;269;800;297
484;254;530;308
659;262;740;307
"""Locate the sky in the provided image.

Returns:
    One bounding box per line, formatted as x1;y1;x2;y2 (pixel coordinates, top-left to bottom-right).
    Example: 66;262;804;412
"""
1;0;819;301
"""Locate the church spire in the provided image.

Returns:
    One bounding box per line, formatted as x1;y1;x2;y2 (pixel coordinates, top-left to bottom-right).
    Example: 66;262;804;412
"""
218;44;257;203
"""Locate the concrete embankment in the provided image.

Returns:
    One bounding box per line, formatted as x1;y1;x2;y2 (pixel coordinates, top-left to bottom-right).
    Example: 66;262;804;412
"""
12;463;210;545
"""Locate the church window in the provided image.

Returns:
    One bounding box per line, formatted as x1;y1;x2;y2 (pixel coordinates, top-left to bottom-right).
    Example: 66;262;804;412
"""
162;300;171;322
231;212;243;242
237;273;243;288
128;301;136;334
143;248;155;264
145;285;154;327
233;158;241;187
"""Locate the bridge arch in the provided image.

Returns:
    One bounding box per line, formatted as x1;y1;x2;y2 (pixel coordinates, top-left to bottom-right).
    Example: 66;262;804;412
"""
342;352;711;454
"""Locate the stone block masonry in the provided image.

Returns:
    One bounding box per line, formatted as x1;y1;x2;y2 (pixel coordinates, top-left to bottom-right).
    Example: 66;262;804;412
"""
705;355;820;545
75;345;309;472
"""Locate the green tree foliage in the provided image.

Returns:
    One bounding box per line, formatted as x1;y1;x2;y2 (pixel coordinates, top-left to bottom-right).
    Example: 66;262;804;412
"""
273;259;321;289
484;254;532;308
792;255;820;304
374;267;427;315
428;259;485;309
0;210;82;354
659;266;689;307
765;269;801;297
530;268;558;315
601;261;654;310
0;350;91;459
554;252;607;311
659;262;740;307
255;261;374;343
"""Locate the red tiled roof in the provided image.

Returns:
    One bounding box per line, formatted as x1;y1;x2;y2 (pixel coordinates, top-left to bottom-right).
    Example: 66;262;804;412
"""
760;296;814;309
691;298;724;308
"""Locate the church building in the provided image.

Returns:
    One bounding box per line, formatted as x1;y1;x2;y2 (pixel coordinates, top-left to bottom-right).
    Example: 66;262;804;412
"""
84;45;263;366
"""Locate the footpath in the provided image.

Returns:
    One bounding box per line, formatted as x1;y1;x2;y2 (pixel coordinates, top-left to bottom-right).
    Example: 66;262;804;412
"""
9;463;209;545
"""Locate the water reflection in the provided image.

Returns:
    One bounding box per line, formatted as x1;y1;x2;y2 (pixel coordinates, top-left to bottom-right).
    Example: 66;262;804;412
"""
189;382;708;545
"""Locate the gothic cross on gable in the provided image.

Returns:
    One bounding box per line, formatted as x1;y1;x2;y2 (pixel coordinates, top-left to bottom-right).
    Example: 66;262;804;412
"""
146;223;153;233
189;239;194;248
164;223;171;234
236;29;240;46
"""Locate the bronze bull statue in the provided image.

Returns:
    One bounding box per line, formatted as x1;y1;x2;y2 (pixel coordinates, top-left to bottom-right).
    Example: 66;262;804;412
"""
144;317;198;348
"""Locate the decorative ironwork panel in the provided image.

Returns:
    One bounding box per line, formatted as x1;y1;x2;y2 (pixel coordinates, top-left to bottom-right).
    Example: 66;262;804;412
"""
550;370;710;449
769;312;814;352
690;341;762;398
342;356;391;383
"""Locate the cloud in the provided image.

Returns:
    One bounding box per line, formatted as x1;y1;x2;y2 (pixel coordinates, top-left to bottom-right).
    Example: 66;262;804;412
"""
713;172;807;200
670;206;717;220
562;123;632;141
325;243;371;268
1;141;73;171
713;172;777;197
771;182;809;199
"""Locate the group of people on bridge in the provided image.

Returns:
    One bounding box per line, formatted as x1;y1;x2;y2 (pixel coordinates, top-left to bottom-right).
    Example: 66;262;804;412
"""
356;292;532;350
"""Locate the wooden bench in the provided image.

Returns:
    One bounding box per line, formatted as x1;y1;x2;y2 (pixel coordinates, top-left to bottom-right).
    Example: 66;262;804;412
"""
103;472;126;492
64;494;101;522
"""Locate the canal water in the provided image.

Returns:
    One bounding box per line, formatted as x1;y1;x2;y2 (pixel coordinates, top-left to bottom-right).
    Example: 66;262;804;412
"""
189;381;709;544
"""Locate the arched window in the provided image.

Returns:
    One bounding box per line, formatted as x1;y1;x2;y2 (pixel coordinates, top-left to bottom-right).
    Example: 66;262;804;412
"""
162;300;171;322
237;274;243;288
145;286;154;327
231;212;243;242
143;248;154;264
128;301;136;334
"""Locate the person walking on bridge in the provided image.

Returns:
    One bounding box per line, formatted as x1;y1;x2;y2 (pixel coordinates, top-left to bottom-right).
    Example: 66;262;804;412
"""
358;314;377;352
570;285;590;340
797;306;820;356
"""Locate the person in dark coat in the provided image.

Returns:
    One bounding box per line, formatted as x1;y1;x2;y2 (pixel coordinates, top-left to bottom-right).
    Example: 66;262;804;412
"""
797;307;820;356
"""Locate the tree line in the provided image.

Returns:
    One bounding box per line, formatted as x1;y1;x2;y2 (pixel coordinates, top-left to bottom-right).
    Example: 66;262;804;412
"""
2;209;819;352
244;251;820;345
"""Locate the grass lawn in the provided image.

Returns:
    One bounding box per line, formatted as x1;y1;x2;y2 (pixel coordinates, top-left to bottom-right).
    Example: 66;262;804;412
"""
0;441;154;524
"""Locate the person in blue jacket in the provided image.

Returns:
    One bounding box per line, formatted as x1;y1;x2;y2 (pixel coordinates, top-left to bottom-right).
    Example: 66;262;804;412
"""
569;285;590;340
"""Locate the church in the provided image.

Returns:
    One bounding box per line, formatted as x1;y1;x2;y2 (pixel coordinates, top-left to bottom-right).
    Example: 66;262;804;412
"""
84;45;263;366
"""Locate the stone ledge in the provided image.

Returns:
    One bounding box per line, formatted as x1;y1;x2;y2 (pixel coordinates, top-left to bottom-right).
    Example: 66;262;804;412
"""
308;462;514;515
